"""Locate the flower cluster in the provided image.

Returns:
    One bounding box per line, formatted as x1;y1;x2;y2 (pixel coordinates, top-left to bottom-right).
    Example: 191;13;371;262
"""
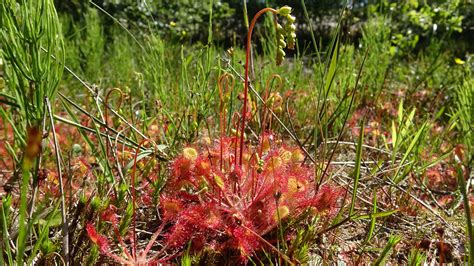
275;6;297;65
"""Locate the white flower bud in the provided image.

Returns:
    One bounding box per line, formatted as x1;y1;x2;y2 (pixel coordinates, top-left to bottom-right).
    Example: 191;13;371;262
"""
287;15;296;24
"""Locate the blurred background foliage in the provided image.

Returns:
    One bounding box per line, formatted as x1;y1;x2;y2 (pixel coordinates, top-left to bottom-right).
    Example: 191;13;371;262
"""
46;0;472;133
54;0;473;54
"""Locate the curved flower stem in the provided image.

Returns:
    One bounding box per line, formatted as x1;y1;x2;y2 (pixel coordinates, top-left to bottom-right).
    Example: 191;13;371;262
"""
238;7;278;166
104;88;124;157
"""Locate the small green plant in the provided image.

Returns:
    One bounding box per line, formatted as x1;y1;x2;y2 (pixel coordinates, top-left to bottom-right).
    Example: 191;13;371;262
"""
1;0;64;128
79;7;105;83
407;248;427;266
385;101;429;184
0;0;66;264
360;14;392;96
453;71;473;162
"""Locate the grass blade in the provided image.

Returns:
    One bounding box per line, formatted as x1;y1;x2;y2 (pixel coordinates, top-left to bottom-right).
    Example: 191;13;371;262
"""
374;235;402;266
350;118;365;216
366;190;377;242
457;166;474;264
393;123;427;184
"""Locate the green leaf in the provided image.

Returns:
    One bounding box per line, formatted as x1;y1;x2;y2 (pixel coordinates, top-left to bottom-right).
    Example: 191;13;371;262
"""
1;196;13;265
119;202;134;236
366;191;378;242
374;235;402;265
353;209;398;220
324;35;339;96
350;119;364;216
393;123;427;184
37;211;62;227
397;100;404;125
124;149;154;174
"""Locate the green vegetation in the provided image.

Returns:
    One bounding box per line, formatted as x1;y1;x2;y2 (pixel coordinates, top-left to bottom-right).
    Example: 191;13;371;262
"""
0;0;472;264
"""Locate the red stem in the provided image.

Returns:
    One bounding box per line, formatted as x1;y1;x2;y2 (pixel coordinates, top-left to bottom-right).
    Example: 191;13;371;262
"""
104;88;124;157
238;7;277;166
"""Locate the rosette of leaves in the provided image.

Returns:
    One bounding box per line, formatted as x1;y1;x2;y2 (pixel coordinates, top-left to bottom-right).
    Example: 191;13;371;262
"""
162;139;343;263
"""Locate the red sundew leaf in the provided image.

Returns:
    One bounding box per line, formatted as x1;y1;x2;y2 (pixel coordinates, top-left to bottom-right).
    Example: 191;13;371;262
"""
259;131;274;154
171;155;193;179
165;202;227;251
251;175;278;205
426;167;443;186
161;197;184;221
190;234;207;251
205;210;222;230
167;156;200;191
232;226;260;260
437;195;454;207
165;204;209;247
188;205;216;228
85;223;99;242
263;151;284;172
101;205;118;224
297;185;343;214
165;219;195;249
314;185;344;213
86;223;110;254
425;166;458;190
247;200;277;231
195;156;212;177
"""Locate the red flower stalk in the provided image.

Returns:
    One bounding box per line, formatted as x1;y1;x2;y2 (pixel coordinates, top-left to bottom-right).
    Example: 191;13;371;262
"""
238;7;278;166
238;6;296;166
